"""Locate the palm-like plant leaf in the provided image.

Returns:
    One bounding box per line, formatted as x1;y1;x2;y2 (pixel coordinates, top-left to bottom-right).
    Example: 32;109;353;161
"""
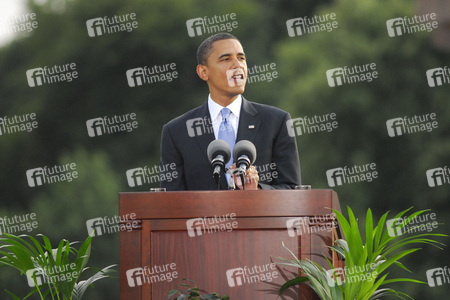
0;233;115;300
277;207;447;300
72;265;117;300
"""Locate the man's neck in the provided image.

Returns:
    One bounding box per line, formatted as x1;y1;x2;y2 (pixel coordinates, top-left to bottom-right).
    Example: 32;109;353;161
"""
210;93;239;107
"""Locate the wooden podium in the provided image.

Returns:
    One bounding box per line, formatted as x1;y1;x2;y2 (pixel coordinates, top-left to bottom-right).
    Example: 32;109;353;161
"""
119;189;342;299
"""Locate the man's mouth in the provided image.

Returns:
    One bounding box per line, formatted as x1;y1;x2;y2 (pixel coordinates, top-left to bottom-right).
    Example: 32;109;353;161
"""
227;70;246;87
231;74;244;80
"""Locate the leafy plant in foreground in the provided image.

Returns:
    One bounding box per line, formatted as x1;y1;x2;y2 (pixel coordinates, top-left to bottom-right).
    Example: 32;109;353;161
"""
276;207;446;300
0;233;116;300
168;278;230;300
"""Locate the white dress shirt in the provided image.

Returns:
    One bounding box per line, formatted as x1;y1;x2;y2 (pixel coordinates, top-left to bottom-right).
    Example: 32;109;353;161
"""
208;94;242;139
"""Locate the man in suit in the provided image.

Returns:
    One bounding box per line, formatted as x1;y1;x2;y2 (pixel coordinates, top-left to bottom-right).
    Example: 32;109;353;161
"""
160;33;301;190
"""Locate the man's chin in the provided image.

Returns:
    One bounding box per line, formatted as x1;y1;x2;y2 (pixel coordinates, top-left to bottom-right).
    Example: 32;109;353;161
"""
229;85;246;95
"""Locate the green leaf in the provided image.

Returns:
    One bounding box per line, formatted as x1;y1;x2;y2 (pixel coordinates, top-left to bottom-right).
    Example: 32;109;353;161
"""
72;264;116;300
202;294;220;300
382;278;425;285
278;276;309;295
168;289;179;297
4;289;21;300
74;235;92;274
365;208;374;259
55;239;65;266
39;234;54;254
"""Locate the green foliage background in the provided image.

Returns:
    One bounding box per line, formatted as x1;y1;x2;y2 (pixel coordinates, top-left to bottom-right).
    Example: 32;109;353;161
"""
0;0;448;299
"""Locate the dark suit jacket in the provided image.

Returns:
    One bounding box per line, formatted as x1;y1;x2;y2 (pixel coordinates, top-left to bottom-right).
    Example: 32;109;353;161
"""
160;97;301;190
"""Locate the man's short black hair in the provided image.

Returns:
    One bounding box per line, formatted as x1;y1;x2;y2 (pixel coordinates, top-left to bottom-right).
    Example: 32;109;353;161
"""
197;33;240;65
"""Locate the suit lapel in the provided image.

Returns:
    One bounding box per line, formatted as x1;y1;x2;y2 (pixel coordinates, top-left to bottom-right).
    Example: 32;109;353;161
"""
193;102;230;189
236;97;261;144
194;102;215;162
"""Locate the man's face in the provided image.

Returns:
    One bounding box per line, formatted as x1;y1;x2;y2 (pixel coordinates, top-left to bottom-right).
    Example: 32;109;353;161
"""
199;39;247;99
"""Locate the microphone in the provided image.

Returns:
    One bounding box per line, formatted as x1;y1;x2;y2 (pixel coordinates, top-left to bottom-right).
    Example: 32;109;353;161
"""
207;140;231;189
232;140;257;189
233;140;257;171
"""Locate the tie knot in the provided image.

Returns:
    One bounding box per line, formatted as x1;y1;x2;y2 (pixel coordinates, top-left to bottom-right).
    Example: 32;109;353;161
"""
221;108;231;119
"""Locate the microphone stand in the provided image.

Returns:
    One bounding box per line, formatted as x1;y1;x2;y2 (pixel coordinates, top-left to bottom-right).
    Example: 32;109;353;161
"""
226;169;236;190
211;155;226;190
212;171;220;190
237;167;246;190
227;168;246;190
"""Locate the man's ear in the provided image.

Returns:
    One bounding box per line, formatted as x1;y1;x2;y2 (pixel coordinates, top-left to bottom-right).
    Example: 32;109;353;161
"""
196;64;209;81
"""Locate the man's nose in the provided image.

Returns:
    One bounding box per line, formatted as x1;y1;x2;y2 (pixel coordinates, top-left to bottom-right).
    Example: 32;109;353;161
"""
230;57;244;68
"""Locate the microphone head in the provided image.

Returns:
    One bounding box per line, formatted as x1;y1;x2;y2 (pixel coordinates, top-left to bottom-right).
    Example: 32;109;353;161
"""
233;140;257;164
207;139;231;163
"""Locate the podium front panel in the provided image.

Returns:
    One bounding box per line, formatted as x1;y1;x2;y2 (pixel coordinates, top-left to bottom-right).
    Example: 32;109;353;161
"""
120;190;341;299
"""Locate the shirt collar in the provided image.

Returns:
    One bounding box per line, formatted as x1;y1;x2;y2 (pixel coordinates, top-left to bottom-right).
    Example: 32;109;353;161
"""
208;94;242;121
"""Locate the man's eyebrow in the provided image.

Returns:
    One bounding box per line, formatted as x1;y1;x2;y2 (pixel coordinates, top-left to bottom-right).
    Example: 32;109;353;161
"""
217;52;246;60
217;53;231;60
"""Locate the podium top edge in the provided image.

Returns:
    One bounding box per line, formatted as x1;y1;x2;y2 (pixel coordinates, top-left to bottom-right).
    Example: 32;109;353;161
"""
118;189;341;218
118;189;336;194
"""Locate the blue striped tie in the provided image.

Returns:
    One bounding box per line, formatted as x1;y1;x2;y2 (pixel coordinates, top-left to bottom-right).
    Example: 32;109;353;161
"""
218;108;235;169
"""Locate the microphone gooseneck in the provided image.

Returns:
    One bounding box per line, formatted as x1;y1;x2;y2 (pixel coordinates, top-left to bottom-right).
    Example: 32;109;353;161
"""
207;140;231;189
232;140;257;190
